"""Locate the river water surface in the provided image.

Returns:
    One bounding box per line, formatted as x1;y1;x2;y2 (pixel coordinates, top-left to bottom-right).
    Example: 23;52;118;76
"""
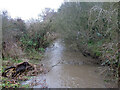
23;39;105;88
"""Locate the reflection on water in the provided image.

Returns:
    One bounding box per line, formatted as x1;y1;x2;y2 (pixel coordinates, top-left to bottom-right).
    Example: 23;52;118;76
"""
43;39;64;67
23;39;105;88
42;39;105;88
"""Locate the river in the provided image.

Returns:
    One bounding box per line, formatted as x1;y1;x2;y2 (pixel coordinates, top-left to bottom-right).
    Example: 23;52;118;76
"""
23;39;105;88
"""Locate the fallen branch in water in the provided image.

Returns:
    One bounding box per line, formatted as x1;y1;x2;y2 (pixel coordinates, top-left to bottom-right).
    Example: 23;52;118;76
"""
46;61;61;73
52;61;61;67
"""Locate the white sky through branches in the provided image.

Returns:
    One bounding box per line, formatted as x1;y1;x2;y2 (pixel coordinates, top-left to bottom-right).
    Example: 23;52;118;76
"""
0;0;64;20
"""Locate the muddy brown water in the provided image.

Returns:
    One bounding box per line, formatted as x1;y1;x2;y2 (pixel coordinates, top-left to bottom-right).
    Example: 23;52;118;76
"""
23;39;105;88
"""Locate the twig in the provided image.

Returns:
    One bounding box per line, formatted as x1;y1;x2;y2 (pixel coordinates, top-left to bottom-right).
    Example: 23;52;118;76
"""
51;61;61;67
47;61;61;73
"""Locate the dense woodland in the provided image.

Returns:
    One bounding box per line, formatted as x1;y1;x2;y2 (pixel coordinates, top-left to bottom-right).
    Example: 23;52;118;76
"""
53;2;119;86
0;2;120;88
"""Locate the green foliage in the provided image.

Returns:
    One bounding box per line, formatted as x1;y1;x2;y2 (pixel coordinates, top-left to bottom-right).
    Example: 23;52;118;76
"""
1;66;4;73
1;9;56;89
1;9;54;59
1;77;30;88
20;32;47;52
13;59;23;63
39;48;45;52
19;18;52;53
1;78;20;88
21;84;30;88
51;2;118;80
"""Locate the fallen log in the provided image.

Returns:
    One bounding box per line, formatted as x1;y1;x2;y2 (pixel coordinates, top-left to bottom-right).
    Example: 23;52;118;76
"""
2;62;34;78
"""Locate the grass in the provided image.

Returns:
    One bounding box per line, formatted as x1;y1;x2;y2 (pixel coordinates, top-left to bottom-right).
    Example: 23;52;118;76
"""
1;77;30;88
1;57;31;88
1;49;45;88
27;51;44;61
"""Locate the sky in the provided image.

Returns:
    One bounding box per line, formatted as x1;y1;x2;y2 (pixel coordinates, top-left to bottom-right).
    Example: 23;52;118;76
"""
0;0;64;20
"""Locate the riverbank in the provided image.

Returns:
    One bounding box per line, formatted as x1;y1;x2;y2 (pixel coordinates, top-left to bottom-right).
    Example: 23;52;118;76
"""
22;39;113;88
1;39;117;88
1;32;58;88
